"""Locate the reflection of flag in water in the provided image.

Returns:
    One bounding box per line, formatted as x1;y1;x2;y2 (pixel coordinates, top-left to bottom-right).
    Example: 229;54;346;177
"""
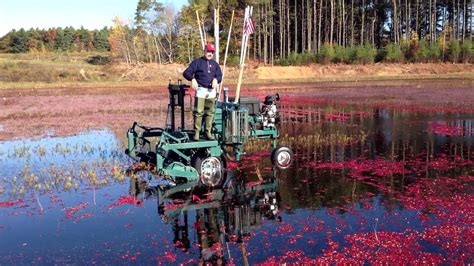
244;17;255;35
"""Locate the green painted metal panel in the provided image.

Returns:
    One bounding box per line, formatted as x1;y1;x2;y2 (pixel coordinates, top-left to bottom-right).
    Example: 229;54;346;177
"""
164;162;199;180
214;107;223;133
252;129;278;138
162;140;219;150
159;181;199;198
156;153;165;169
209;146;222;157
127;130;136;157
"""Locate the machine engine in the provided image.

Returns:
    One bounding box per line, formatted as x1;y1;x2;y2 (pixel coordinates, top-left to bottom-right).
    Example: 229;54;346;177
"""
261;94;280;128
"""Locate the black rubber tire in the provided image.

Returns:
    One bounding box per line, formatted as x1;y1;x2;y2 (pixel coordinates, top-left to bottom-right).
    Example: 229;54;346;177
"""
271;146;293;170
191;154;226;188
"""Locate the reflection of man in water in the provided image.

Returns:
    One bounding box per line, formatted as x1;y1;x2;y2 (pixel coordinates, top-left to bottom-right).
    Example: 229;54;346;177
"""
146;174;281;264
183;43;222;141
196;209;225;265
173;218;190;252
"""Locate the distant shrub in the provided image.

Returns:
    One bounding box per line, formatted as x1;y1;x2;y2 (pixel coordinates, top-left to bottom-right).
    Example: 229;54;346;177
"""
446;39;461;62
400;40;411;61
405;41;419;62
375;48;386;63
460;40;472;63
281;52;317;66
350;45;376;64
384;43;403;63
86;55;111;65
276;57;290;66
286;52;298;65
227;55;240;66
317;44;335;64
299;52;317;65
427;43;441;62
344;46;355;63
274;39;468;65
334;45;350;63
416;40;430;62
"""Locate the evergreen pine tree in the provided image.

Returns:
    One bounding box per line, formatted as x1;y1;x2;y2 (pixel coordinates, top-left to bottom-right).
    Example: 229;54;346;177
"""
94;27;110;52
10;28;28;53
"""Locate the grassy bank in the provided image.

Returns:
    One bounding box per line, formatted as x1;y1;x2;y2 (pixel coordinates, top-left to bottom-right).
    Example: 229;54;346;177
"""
0;52;111;83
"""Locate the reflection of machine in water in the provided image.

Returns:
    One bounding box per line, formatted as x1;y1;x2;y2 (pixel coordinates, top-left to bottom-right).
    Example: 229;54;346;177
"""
129;170;279;265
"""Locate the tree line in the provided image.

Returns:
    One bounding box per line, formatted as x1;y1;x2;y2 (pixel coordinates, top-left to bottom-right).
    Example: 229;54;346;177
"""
253;0;473;64
1;0;472;65
109;0;474;65
0;27;110;53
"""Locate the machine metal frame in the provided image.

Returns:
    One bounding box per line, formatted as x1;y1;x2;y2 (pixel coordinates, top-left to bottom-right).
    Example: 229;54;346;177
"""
125;81;292;188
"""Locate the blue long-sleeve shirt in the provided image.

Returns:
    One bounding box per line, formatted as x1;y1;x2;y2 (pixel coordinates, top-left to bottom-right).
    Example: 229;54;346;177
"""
183;57;222;88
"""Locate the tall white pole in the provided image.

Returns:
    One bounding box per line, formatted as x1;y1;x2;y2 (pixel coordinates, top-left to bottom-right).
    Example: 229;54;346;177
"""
202;14;207;45
235;6;252;103
240;7;249;65
214;8;220;63
248;6;253;62
196;11;205;50
219;10;235;101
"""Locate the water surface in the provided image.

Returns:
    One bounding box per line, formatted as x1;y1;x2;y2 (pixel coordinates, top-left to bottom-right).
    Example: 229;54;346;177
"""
0;104;472;264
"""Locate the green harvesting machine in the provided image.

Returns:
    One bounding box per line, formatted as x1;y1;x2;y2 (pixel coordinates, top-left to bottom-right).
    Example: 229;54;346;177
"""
125;81;293;189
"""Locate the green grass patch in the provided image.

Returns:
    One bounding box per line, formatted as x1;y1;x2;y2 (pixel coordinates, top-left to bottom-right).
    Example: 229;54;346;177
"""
0;52;111;82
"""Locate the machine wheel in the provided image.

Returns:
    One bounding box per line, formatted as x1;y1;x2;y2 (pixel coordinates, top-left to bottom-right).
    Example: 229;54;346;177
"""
192;155;225;188
271;146;293;170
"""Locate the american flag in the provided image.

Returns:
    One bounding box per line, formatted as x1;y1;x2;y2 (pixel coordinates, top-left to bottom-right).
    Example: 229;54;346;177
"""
243;17;255;35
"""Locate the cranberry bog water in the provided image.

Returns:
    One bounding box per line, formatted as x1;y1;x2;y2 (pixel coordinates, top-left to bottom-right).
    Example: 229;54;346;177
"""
0;79;473;264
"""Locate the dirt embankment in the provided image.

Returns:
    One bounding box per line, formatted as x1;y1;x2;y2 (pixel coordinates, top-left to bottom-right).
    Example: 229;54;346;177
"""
255;63;474;81
104;62;473;85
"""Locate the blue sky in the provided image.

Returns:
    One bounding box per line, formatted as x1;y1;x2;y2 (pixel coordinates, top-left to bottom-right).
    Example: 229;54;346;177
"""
0;0;188;37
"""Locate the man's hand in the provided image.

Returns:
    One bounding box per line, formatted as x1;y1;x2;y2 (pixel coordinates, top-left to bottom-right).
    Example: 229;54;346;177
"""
212;78;219;92
191;78;198;90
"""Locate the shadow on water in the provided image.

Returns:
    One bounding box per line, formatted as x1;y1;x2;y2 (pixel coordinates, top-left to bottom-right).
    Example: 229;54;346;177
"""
0;105;473;264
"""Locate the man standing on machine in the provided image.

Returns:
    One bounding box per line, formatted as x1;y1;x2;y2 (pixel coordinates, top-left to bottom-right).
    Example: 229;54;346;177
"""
183;43;222;141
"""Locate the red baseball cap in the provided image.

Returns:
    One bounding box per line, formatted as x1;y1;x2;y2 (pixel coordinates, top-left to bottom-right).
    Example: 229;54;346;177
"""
205;43;215;52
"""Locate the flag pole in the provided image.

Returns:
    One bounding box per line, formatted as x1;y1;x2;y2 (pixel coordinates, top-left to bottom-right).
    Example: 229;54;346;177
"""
214;8;220;63
219;10;235;101
239;7;249;65
235;6;252;103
